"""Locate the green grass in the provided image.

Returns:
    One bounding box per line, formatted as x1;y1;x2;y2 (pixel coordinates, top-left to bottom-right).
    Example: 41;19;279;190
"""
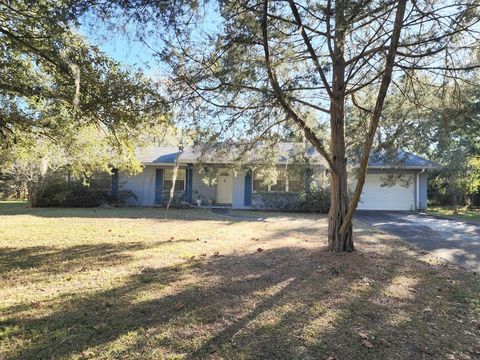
0;202;479;359
429;206;480;223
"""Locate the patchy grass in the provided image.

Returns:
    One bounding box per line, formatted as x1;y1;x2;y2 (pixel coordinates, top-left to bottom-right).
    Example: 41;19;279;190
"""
429;206;480;223
0;202;479;360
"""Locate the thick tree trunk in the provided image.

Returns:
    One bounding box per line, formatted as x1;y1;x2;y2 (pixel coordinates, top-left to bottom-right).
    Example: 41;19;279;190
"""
327;97;353;252
327;0;353;252
328;167;353;252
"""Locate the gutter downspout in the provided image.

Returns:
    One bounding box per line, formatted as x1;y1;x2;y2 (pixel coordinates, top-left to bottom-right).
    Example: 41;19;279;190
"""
416;171;420;211
417;168;426;212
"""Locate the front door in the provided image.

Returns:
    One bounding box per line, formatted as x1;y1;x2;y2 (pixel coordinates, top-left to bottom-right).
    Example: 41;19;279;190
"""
216;169;233;204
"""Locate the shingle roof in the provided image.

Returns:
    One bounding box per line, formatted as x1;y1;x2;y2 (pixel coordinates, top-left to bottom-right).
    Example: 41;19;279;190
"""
136;143;324;165
136;144;438;169
367;149;439;169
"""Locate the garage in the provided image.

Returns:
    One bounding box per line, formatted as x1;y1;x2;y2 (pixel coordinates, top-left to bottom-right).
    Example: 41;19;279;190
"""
357;172;416;211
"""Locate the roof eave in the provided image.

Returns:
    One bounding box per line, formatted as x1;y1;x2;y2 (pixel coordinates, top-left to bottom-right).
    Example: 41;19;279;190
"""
367;165;440;170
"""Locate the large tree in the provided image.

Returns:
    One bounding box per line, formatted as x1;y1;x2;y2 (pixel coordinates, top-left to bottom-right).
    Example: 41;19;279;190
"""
355;73;480;210
86;0;480;251
0;0;169;151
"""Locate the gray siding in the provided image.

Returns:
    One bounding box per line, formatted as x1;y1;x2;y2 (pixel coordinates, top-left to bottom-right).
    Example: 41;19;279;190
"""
119;164;430;211
418;171;428;211
232;171;247;208
191;168;216;205
120;166;156;206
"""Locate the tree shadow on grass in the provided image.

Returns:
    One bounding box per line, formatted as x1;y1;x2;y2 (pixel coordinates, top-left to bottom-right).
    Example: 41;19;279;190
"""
1;242;479;360
0;239;197;276
0;202;322;224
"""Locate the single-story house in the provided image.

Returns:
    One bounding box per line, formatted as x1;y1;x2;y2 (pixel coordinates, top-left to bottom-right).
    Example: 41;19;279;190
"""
112;143;438;211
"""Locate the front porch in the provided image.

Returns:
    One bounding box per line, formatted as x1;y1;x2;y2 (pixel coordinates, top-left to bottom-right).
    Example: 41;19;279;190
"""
116;165;252;208
116;163;319;209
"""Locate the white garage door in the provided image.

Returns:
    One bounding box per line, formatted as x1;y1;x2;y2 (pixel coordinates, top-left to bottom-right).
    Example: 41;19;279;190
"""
357;173;415;211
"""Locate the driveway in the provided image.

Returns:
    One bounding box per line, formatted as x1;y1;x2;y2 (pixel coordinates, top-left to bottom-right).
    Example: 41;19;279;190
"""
356;211;480;272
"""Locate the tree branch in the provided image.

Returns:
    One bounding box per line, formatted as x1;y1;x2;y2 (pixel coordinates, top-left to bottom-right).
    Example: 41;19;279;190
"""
340;0;408;235
286;0;333;98
261;0;334;170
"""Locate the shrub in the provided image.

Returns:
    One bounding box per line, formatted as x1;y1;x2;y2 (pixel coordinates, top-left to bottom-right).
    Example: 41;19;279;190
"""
36;178;135;207
160;192;190;208
252;184;331;213
252;192;300;211
62;186;111;207
297;184;331;213
115;190;137;206
35;177;70;207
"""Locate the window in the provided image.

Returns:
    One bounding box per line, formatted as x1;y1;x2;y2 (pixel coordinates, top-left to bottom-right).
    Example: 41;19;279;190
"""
164;168;186;191
288;179;303;192
270;179;286;192
252;171;303;192
253;172;268;191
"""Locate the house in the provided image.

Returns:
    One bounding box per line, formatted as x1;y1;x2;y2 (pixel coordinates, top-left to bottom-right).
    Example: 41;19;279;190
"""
112;143;438;211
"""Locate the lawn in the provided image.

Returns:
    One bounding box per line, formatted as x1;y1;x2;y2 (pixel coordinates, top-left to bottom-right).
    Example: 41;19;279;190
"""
429;206;480;223
0;203;479;360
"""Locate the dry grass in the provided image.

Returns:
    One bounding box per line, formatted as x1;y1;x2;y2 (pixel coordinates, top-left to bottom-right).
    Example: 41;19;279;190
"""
0;202;479;360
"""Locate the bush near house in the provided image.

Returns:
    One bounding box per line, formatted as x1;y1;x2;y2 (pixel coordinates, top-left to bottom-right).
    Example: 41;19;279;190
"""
253;185;331;213
160;192;191;208
297;185;331;213
36;174;135;207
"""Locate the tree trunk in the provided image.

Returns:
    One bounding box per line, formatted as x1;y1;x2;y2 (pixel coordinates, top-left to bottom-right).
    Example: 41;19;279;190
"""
328;165;353;252
27;182;37;207
327;0;353;252
327;97;353;252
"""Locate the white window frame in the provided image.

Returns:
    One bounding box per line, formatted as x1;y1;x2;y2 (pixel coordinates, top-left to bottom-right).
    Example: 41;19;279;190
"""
163;168;187;192
252;172;302;193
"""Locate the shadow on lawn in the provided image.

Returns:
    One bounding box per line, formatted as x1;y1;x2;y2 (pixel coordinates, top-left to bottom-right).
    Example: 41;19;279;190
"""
0;202;221;221
0;239;197;276
2;240;478;360
0;201;319;223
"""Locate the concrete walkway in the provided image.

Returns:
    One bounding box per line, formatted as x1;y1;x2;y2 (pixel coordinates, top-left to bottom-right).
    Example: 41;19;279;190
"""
356;211;480;272
210;208;266;221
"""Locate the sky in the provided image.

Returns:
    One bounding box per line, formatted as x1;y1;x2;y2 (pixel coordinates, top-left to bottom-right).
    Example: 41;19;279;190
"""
77;3;222;80
78;18;163;78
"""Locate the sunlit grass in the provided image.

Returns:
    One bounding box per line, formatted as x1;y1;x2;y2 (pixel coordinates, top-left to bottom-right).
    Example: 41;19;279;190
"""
429;206;480;223
0;202;478;359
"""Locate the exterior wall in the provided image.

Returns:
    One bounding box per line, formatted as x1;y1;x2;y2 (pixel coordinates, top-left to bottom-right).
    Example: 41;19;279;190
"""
251;165;326;209
191;167;216;205
120;166;248;208
232;170;247;208
418;171;428;211
119;164;430;211
120;166;157;206
121;166;193;206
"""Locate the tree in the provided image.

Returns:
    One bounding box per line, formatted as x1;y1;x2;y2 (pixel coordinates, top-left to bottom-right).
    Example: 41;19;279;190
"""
0;123;150;206
90;0;480;251
1;0;174;206
0;134;64;206
0;0;169;151
433;150;480;213
350;71;480;210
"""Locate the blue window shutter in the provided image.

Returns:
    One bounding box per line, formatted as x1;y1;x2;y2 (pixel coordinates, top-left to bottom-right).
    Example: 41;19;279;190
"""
244;170;252;206
111;168;119;201
186;165;193;204
155;169;163;205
